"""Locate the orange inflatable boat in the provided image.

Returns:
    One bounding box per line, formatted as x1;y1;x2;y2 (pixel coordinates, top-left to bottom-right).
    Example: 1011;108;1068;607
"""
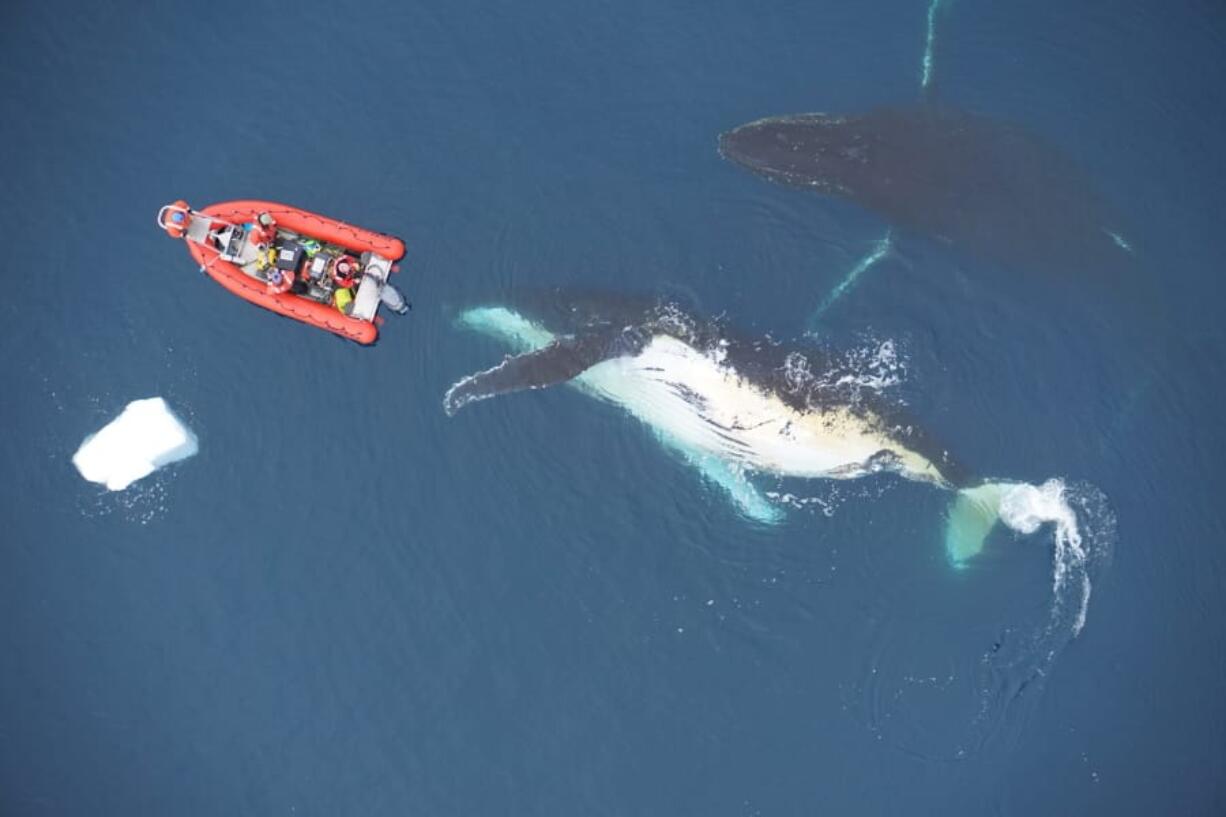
158;200;409;344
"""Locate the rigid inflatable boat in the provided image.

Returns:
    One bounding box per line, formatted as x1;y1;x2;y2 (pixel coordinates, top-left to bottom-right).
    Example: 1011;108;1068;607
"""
158;200;409;344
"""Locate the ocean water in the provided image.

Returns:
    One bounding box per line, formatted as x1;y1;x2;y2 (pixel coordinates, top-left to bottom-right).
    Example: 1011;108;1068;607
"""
2;0;1225;814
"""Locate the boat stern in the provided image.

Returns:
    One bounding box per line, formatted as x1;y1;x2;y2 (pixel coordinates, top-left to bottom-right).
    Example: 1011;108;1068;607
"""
350;252;393;321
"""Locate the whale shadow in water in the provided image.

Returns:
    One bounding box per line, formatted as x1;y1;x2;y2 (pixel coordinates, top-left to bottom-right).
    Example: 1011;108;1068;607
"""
718;105;1137;287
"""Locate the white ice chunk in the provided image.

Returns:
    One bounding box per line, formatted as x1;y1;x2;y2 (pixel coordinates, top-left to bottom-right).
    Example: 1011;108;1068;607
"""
72;397;198;490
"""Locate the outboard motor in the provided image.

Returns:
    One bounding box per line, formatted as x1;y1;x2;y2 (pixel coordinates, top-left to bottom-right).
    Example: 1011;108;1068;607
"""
380;283;410;315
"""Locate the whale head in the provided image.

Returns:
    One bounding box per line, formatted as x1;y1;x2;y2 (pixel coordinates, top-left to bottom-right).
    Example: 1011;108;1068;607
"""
718;113;864;195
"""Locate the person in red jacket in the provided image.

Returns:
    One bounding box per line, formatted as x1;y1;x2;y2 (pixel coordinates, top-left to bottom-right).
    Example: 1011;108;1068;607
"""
248;212;277;247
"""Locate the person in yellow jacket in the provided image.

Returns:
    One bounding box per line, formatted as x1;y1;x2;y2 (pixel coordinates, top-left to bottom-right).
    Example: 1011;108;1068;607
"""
333;286;355;315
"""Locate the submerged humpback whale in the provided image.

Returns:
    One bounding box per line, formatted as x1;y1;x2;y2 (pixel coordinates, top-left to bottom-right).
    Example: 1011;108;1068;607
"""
444;293;1022;561
718;106;1133;279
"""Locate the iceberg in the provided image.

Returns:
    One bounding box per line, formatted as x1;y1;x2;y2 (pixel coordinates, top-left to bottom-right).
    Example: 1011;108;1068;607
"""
72;397;198;490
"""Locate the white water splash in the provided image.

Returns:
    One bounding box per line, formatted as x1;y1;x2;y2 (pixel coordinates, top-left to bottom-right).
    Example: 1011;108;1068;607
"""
950;478;1110;639
765;488;844;517
825;338;907;394
998;479;1100;636
791;334;907;390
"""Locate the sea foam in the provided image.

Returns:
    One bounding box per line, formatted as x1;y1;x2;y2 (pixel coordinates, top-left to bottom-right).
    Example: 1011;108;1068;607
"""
73;397;197;491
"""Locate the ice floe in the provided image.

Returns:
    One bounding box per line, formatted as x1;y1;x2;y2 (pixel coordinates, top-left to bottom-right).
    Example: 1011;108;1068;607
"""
73;397;197;490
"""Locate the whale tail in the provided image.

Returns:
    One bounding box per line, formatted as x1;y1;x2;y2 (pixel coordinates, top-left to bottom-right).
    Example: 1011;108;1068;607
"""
944;478;1105;570
946;479;1113;646
944;483;1008;565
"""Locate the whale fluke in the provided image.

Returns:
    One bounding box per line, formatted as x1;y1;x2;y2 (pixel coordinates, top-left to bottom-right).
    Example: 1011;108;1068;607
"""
946;483;1007;565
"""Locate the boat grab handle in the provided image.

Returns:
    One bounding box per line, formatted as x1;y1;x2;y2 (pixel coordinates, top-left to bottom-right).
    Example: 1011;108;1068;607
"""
156;204;191;231
157;205;238;232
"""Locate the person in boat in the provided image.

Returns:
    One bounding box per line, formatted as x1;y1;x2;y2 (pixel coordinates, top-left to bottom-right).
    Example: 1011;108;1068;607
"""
331;255;360;289
329;256;360;315
248;212;277;247
266;266;294;295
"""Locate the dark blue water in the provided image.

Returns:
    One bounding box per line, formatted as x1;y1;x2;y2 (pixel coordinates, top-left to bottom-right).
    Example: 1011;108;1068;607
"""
3;0;1225;813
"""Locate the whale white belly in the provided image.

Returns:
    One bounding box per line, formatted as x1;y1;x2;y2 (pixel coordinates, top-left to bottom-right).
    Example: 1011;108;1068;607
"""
454;306;945;520
577;335;943;483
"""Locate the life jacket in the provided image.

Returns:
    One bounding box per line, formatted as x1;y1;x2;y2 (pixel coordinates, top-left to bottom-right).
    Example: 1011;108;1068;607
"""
248;213;277;246
256;246;277;271
333;287;354;315
247;225;273;247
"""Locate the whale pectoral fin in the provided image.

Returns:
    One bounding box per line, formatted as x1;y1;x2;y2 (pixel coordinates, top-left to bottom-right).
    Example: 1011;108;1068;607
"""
443;329;633;416
687;450;783;525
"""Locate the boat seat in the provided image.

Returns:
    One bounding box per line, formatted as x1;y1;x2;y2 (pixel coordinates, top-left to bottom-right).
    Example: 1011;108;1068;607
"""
351;253;391;321
185;216;214;244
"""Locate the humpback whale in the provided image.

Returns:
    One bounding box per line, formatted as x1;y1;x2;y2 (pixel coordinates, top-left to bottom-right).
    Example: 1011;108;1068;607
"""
444;293;1021;562
718;106;1133;279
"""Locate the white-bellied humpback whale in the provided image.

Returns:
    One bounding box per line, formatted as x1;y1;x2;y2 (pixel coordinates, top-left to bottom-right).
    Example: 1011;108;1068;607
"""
442;292;1094;566
444;292;1114;758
